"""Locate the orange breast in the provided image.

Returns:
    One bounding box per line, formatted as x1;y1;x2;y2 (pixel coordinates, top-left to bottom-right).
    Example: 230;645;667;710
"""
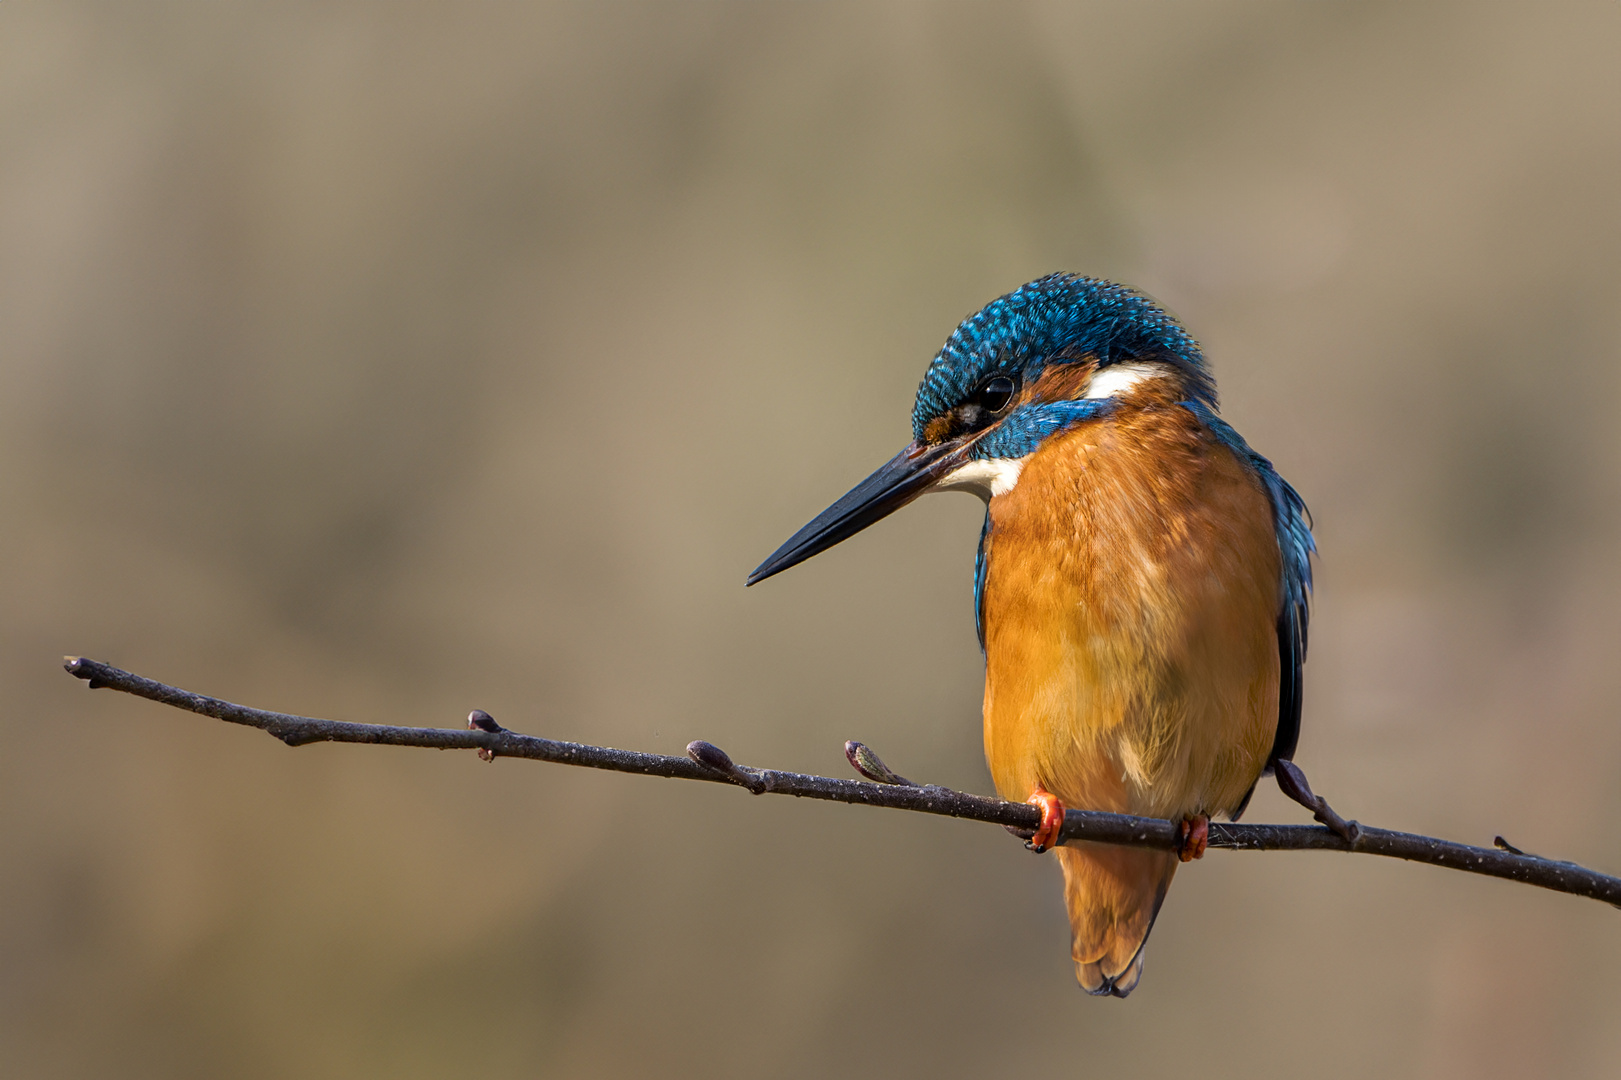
979;383;1281;820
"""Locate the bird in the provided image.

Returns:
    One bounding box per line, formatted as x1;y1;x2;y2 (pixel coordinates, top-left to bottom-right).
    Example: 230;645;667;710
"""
746;273;1315;997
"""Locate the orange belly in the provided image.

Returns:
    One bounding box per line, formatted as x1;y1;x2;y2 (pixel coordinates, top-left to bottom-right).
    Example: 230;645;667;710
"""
978;387;1281;990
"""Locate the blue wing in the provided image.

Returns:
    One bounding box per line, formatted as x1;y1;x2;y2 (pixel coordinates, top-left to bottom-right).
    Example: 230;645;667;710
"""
1179;401;1315;769
974;508;991;652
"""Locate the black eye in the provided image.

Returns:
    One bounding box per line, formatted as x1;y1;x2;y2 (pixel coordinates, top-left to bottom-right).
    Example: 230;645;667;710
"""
975;375;1016;414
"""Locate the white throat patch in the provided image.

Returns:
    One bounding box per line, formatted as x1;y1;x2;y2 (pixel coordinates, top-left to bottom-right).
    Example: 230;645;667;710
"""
1083;361;1168;399
931;457;1024;501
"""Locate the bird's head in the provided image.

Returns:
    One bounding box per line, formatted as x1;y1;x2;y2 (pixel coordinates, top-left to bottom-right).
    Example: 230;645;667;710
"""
747;273;1213;585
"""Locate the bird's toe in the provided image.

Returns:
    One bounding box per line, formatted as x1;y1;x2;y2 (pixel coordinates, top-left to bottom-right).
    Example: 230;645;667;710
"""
1026;786;1066;853
1178;814;1209;862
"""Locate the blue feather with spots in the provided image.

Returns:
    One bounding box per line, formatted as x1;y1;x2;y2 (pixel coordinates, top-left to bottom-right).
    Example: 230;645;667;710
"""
913;273;1214;440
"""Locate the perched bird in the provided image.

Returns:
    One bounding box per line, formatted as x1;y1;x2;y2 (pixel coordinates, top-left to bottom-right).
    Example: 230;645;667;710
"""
748;273;1314;997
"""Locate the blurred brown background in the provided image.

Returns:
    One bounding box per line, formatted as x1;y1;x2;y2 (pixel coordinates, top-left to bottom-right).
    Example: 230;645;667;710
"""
3;3;1619;1077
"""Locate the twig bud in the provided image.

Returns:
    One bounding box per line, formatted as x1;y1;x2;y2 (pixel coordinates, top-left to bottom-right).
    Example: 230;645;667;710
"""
844;741;917;786
686;740;766;793
468;709;502;761
467;710;503;733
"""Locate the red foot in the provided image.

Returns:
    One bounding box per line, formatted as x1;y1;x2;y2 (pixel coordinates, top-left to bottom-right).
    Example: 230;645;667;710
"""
1026;786;1066;853
1179;814;1210;862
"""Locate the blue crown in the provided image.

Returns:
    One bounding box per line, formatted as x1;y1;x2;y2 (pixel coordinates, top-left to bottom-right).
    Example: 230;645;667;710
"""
911;274;1215;439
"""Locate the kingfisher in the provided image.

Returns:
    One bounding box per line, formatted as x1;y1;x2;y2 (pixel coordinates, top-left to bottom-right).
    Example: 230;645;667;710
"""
747;273;1314;997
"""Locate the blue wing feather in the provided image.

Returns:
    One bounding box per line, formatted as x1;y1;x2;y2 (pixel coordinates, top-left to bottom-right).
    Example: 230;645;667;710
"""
1179;401;1315;768
974;508;991;652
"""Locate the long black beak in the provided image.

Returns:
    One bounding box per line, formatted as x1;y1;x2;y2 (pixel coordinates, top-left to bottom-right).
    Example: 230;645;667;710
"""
746;438;971;586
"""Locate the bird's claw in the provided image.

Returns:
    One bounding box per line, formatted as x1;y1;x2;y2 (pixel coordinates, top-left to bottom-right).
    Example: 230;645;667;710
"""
1026;786;1065;853
1178;814;1209;862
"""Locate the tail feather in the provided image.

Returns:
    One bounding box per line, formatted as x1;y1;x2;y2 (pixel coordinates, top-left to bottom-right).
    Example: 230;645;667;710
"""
1076;944;1147;998
1057;842;1178;998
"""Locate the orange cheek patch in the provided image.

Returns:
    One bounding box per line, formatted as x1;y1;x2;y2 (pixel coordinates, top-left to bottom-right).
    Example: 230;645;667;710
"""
1025;359;1098;404
923;415;955;443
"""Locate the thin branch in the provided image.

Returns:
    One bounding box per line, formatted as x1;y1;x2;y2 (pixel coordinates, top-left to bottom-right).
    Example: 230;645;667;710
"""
63;656;1621;909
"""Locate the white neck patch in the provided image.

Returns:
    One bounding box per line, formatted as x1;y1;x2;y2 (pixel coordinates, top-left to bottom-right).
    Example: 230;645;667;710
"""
931;457;1024;501
1083;361;1168;399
